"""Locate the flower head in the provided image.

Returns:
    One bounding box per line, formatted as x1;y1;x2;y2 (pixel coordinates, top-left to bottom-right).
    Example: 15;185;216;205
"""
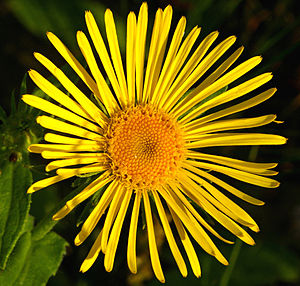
23;2;286;282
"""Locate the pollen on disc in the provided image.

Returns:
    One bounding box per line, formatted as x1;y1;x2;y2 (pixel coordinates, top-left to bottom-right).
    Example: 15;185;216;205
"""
105;105;185;189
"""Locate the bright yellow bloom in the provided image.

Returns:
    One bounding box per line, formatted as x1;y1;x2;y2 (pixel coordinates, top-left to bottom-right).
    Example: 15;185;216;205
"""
23;3;286;282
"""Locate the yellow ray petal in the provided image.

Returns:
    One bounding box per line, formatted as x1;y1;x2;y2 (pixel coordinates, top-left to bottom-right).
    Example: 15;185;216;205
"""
187;160;280;188
36;115;102;141
42;151;104;159
152;190;188;277
185;46;244;102
186;150;277;174
187;132;287;149
127;190;141;274
177;57;265;123
80;229;103;273
74;180;118;245
182;166;259;229
186;165;264;206
150;16;186;105
188;88;277;127
53;172;112;220
76;31;119;115
183;73;273;124
29;143;101;153
104;189;132;272
186;114;277;138
104;9;128;106
27;173;74;194
46;32;101;98
154;26;201;107
160;186;228;265
28;70;92;120
85;11;124;107
168;182;234;243
171;46;243;116
146;5;173;103
142;8;163;103
22;94;102;134
168;207;201;277
126;12;137;106
56;163;107;177
179;175;255;245
44;133;104;145
101;183;123;252
45;157;105;172
161;30;219;111
34;53;107;126
142;190;165;283
136;2;148;104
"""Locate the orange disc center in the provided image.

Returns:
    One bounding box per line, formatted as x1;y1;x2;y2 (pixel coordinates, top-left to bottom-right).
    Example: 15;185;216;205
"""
106;105;185;189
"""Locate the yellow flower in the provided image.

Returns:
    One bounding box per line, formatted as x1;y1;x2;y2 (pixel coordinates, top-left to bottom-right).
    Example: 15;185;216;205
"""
23;2;286;282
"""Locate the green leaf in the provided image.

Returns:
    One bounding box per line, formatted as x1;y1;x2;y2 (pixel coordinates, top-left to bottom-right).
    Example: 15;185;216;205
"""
0;232;32;286
14;232;68;286
0;162;32;270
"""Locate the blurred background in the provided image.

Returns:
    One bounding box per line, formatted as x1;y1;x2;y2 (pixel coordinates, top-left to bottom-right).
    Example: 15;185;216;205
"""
1;0;300;285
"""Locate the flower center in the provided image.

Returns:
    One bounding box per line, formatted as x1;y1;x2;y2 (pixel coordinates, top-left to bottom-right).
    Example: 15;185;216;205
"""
105;105;185;189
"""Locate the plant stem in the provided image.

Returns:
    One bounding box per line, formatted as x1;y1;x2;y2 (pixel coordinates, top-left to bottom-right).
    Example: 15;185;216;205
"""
219;238;243;286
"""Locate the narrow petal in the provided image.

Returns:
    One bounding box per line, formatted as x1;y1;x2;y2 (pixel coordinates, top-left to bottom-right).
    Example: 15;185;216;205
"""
160;186;228;265
23;94;102;133
29;143;101;153
168;207;201;277
85;11;124;107
187;133;287;149
143;190;165;283
152;190;188;277
154;26;201;107
127;190;141;274
189;88;277;127
27;173;74;193
74;181;118;245
150;16;186;105
101;183;124;252
186;150;278;174
46;32;101;98
184;166;265;205
104;189;132;272
44;133;104;145
45;157;105;172
182;73;273;124
179;175;255;245
34;52;107;125
182;166;259;229
56;163;107;177
142;8;163;103
146;5;173;102
53;172;112;220
76;31;119;115
105;9;128;105
177;57;265;122
168;182;234;244
36;115;103;141
126;12;137;106
187;160;280;188
185;115;277;138
80;230;103;273
136;2;148;104
28;69;92;120
42;151;105;159
162;30;219;111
